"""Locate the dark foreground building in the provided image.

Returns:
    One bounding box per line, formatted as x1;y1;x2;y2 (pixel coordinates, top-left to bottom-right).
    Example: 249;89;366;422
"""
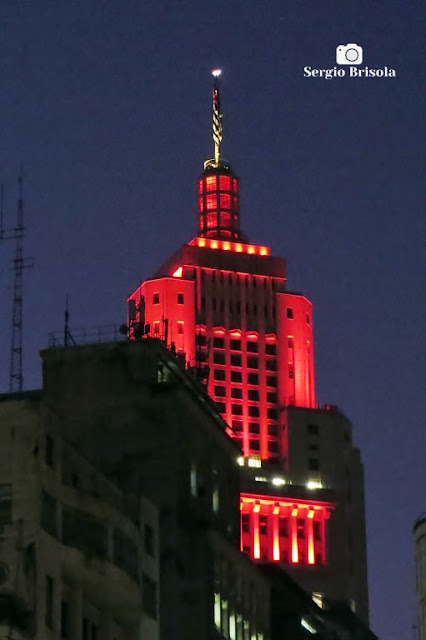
127;72;369;620
0;337;377;640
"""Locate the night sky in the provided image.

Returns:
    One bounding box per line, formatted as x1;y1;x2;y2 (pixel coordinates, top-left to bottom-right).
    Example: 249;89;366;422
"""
0;2;424;638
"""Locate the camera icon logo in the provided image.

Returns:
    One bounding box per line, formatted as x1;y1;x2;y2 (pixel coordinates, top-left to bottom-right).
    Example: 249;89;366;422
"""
336;44;363;65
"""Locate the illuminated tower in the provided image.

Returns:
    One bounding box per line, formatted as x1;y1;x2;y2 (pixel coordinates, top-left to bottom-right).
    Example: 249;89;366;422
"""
128;71;369;620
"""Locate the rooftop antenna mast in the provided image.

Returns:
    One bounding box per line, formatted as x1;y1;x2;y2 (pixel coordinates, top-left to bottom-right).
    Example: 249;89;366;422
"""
211;68;223;166
0;171;34;393
64;295;76;347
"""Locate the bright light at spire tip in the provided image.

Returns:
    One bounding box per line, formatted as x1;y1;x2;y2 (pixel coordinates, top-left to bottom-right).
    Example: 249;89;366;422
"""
211;68;222;77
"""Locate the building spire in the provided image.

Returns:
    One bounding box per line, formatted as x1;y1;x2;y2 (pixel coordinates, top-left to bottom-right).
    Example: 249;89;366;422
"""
211;69;223;166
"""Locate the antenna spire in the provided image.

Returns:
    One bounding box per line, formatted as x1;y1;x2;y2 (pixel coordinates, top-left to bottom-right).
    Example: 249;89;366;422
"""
211;69;223;166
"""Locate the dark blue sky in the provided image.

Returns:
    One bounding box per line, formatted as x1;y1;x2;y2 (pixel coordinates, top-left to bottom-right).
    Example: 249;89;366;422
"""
0;2;424;638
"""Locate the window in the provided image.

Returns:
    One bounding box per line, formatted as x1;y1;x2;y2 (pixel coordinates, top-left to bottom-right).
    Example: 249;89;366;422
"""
145;524;155;556
313;521;321;541
153;321;160;335
267;408;278;419
216;402;226;413
231;404;243;416
153;292;160;305
177;293;184;305
248;389;259;401
266;375;277;387
268;441;279;453
220;194;231;208
214;352;226;365
297;519;305;539
177;322;184;335
45;575;54;628
309;458;320;471
268;424;278;436
113;528;138;581
288;365;294;379
62;507;107;557
287;308;293;319
312;592;324;609
265;359;277;371
230;339;241;351
242;514;250;533
248;406;259;418
259;516;268;535
247;356;258;369
249;423;260;434
231;388;242;399
45;435;54;467
249;440;260;451
142;574;158;620
279;517;288;537
196;333;207;346
206;194;217;209
288;338;294;348
220;175;231;191
246;341;258;352
214;337;225;349
41;491;57;537
267;392;277;403
265;343;276;355
306;314;310;325
206;175;217;191
308;424;320;435
231;371;242;382
214;385;226;397
61;600;68;638
214;369;226;381
247;373;258;385
230;354;242;366
232;420;243;431
0;484;12;525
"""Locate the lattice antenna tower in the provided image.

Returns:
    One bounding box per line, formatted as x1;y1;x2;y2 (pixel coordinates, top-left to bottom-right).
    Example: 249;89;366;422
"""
0;173;34;392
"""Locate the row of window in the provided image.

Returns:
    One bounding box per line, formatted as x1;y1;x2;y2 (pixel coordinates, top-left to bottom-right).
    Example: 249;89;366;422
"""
232;422;279;436
286;307;310;325
46;573;157;636
233;439;279;453
199;194;238;211
152;292;185;305
201;297;275;319
216;404;278;419
41;491;155;576
213;337;276;355
213;369;277;387
214;386;277;403
213;352;277;370
198;175;238;193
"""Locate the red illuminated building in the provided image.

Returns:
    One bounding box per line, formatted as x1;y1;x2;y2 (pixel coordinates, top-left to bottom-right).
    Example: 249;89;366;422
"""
128;71;369;620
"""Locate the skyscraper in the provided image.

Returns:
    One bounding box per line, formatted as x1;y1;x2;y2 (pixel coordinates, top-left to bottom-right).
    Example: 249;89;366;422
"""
128;71;369;620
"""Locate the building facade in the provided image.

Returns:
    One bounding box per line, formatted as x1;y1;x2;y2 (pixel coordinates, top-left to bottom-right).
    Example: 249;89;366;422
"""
414;513;426;640
127;72;369;620
0;390;159;640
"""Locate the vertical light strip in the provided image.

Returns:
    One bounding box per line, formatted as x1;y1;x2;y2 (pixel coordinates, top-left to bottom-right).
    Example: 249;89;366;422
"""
321;516;326;563
272;510;281;561
307;511;315;565
291;508;299;563
253;507;260;559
